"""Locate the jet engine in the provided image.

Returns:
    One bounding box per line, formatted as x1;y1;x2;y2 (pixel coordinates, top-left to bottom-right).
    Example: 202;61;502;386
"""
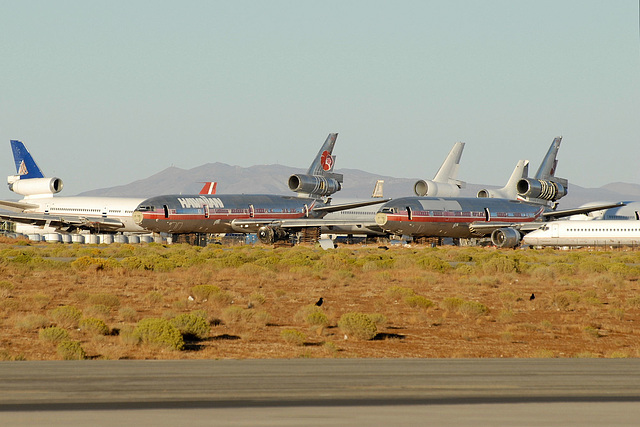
491;228;522;248
516;179;567;202
257;225;290;244
413;180;461;197
288;174;342;197
8;177;63;197
477;188;505;198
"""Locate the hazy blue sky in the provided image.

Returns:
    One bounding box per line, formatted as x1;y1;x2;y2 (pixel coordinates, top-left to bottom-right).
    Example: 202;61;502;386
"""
1;1;639;197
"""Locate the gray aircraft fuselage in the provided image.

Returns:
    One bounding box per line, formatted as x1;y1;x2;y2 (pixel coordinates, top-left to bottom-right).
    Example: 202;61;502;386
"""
375;196;546;238
133;194;325;234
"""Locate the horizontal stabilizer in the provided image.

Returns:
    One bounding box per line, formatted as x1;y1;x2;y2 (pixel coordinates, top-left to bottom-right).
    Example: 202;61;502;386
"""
0;199;41;212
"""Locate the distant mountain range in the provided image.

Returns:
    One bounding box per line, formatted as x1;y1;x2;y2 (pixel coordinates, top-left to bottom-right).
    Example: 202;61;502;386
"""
77;162;640;209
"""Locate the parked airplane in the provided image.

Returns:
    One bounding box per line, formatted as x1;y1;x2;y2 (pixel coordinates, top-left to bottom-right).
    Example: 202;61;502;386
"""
523;220;640;247
374;137;619;247
0;140;147;233
132;133;388;243
320;141;469;238
477;136;567;207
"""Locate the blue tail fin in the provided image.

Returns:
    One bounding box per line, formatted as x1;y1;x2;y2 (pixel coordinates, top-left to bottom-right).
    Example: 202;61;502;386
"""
10;140;44;179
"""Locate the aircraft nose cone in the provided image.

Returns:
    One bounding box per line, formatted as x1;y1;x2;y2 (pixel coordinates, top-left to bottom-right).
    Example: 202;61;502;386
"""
132;211;144;225
375;212;388;226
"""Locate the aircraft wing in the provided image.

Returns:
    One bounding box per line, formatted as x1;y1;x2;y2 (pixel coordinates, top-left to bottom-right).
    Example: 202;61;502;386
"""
0;211;124;231
310;199;390;214
541;202;626;220
231;217;382;230
0;200;40;212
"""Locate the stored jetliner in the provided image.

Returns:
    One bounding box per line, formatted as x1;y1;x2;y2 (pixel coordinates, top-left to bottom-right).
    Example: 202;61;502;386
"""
133;133;389;243
523;220;640;247
570;201;640;221
374;137;621;247
320;141;469;238
0;140;147;233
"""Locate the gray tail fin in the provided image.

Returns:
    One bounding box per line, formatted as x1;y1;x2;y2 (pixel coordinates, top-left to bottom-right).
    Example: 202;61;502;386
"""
433;141;465;188
534;136;561;180
307;133;340;178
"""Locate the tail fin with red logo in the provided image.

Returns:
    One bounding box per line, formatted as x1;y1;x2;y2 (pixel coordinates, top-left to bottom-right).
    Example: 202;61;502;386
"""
198;182;217;195
287;133;343;198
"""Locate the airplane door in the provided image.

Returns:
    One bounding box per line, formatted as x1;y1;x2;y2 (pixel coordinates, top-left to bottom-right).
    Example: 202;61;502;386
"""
102;207;108;218
406;206;412;221
551;223;559;238
304;204;309;218
484;208;491;222
249;205;255;218
163;205;169;219
203;205;209;219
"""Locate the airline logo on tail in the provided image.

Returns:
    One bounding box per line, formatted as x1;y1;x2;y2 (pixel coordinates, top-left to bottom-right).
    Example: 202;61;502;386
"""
320;151;334;171
18;160;28;176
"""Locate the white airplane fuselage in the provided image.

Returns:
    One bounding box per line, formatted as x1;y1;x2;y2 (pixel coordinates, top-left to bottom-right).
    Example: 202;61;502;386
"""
523;220;640;247
17;196;147;233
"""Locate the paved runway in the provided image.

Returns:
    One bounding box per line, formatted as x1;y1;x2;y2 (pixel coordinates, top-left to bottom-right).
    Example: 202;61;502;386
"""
1;359;639;426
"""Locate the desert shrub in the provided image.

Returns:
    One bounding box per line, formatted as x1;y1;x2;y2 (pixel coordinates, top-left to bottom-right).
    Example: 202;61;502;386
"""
30;294;51;309
305;310;330;327
79;317;110;335
626;296;640;308
84;304;111;320
281;329;306;346
16;314;50;331
416;255;451;272
191;284;221;301
71;256;118;271
0;280;14;297
458;301;489;318
338;312;377;340
221;306;254;324
170;313;210;339
552;291;580;311
87;293;120;308
249;292;266;306
134;318;185;350
295;305;329;327
57;340;87;360
145;291;164;305
119;325;140;345
609;308;625;321
481;256;519;274
51;305;82;328
441;297;465;312
39;326;70;343
367;313;388;327
385;286;416;301
404;295;434;310
119;306;139;322
578;260;607;274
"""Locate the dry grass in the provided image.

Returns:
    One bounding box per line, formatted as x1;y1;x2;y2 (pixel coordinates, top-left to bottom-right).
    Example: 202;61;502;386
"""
1;241;640;360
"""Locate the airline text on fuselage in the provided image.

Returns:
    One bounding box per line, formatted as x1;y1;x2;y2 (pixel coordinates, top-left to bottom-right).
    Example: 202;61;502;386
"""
177;197;224;209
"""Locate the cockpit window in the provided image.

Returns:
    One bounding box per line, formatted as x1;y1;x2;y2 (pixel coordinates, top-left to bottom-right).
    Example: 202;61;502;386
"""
138;205;155;212
381;207;397;214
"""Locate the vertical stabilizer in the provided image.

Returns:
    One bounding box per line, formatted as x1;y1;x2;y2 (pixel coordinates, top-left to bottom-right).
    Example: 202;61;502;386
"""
10;140;45;179
433;141;465;186
534;136;562;180
306;133;340;177
372;180;384;198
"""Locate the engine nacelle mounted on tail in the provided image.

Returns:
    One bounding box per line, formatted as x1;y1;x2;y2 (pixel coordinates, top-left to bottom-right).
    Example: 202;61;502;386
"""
288;174;342;197
491;227;522;248
516;178;567;202
7;176;63;197
413;179;461;197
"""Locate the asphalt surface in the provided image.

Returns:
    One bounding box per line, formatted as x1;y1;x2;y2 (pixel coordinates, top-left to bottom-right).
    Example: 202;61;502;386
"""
1;358;639;426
